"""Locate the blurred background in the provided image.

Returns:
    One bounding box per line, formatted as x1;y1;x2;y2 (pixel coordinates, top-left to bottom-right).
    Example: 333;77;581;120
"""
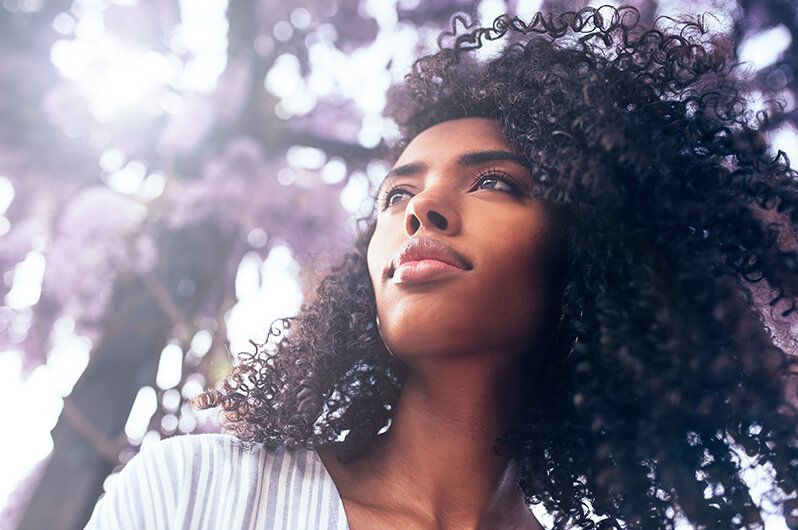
0;0;796;528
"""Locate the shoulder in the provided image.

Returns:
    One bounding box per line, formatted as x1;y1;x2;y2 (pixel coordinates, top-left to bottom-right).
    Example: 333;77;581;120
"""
85;433;343;530
83;434;231;529
156;432;320;494
154;432;319;487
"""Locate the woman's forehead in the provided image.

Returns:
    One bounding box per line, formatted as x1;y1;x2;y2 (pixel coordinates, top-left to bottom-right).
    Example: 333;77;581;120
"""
395;117;512;164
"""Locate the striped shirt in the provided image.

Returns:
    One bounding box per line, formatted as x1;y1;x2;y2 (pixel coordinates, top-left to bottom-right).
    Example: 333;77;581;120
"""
84;433;350;530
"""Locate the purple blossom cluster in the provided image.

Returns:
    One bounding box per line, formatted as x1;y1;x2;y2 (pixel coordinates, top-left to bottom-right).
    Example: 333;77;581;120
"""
167;135;352;261
43;186;157;325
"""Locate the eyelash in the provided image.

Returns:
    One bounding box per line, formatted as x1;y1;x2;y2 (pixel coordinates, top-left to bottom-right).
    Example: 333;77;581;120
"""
379;168;524;211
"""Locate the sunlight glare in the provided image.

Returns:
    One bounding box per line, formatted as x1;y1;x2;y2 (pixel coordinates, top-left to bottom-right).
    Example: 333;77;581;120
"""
155;343;183;390
226;246;303;359
0;176;14;215
5;251;46;310
739;25;792;72
124;386;157;442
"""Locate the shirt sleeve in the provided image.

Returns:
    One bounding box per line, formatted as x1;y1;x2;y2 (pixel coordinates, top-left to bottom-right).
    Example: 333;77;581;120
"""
84;436;183;530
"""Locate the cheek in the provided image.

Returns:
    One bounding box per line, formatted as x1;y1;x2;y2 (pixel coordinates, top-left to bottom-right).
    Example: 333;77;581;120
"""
366;224;390;287
476;220;554;337
488;254;539;301
494;232;548;285
503;211;551;274
366;243;379;288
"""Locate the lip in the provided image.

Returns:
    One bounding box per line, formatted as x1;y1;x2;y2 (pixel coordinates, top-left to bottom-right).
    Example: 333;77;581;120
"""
391;260;468;284
387;236;472;284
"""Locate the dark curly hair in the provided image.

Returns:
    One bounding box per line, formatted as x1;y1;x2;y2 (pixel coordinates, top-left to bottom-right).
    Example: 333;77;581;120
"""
195;6;798;529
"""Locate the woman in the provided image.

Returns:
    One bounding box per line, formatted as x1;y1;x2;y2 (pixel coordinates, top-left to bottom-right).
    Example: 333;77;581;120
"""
87;6;798;529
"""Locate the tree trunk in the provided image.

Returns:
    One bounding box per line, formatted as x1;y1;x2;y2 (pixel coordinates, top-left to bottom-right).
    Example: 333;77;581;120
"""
18;222;238;530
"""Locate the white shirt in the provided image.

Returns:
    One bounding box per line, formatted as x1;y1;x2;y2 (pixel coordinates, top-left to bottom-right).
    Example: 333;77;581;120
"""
84;432;349;529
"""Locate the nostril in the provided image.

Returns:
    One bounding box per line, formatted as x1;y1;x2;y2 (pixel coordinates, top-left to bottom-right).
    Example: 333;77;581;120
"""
427;211;447;230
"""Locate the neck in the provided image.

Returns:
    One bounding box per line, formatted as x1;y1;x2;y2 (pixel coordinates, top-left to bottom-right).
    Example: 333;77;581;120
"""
350;353;540;528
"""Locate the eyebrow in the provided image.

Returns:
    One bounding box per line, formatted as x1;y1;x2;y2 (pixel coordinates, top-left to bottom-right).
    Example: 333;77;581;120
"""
376;150;528;197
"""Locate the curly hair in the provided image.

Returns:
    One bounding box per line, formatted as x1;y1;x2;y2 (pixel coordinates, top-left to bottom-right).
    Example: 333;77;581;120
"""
194;6;798;529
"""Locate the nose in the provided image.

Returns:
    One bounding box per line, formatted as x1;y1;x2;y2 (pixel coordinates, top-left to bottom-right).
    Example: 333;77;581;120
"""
404;189;460;236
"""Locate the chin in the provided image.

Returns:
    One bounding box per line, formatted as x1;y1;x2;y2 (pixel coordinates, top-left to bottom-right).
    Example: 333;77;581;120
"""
387;339;466;358
380;320;478;357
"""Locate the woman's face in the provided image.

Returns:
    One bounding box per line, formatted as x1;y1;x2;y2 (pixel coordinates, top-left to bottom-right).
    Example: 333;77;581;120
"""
367;117;558;363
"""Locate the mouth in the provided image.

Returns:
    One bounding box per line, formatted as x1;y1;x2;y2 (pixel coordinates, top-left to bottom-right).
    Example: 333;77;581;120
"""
387;236;472;284
390;259;469;284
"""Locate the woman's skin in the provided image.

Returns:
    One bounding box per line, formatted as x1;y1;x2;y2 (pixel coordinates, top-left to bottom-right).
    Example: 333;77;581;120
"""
316;117;557;530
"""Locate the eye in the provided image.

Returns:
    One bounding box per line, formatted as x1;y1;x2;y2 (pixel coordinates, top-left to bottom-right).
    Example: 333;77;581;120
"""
380;185;411;210
470;169;523;196
378;169;524;211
